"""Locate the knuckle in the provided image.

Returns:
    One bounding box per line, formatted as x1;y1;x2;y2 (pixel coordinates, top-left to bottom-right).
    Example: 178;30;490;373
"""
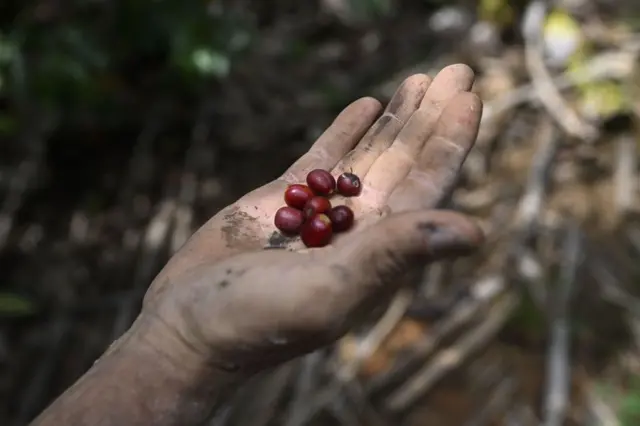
309;146;331;163
406;169;441;199
430;134;466;156
381;111;403;125
280;170;299;184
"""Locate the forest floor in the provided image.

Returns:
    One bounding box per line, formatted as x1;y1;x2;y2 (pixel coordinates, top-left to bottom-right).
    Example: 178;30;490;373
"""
1;1;640;425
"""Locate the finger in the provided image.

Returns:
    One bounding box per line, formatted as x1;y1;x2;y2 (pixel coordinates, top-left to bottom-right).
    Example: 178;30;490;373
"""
389;92;483;212
419;63;475;110
361;64;475;199
318;210;483;324
281;97;382;183
331;74;431;178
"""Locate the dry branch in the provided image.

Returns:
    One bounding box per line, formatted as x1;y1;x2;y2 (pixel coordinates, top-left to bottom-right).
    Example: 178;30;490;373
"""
522;1;597;141
542;224;581;426
384;292;520;412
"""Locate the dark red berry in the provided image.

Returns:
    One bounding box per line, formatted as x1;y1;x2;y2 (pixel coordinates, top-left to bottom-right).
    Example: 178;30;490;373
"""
328;205;354;232
300;214;333;248
337;172;362;197
274;206;304;235
306;169;336;196
303;196;332;219
284;184;314;210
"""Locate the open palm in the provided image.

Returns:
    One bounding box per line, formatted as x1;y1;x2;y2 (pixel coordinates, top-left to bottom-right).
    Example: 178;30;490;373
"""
152;64;482;290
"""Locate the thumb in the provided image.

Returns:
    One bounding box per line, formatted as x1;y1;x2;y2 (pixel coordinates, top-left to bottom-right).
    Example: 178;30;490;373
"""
323;209;484;300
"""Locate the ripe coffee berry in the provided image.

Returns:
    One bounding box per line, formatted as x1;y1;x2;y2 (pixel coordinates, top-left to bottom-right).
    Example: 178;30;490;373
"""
300;214;333;248
274;206;304;235
337;172;362;197
306;169;336;196
284;184;314;210
303;196;332;219
328;205;354;232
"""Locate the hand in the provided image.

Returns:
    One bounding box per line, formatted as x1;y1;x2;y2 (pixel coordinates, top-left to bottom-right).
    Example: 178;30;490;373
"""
137;64;484;374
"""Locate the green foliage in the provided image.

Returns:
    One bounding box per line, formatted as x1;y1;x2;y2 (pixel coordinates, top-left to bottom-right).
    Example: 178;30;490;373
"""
0;293;36;318
620;376;640;425
345;0;395;22
478;0;514;26
504;289;546;338
1;2;256;133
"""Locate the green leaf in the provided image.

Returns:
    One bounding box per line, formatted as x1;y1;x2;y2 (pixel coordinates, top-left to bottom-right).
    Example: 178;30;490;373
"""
577;80;629;120
191;48;230;78
0;113;18;135
479;0;514;26
0;34;17;65
0;293;36;317
620;387;640;425
543;9;585;66
504;290;545;337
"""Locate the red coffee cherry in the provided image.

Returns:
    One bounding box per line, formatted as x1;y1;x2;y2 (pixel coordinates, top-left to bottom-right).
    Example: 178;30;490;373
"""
327;205;354;232
274;206;304;235
300;214;333;248
306;169;336;196
303;196;332;219
337;172;362;197
284;184;314;210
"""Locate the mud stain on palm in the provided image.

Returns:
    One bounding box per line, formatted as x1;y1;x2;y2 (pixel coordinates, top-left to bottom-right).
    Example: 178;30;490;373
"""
220;206;263;251
224;267;248;277
267;231;297;249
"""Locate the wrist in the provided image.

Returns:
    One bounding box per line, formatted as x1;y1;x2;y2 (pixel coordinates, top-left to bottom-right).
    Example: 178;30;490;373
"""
118;320;241;423
121;312;247;390
34;315;245;426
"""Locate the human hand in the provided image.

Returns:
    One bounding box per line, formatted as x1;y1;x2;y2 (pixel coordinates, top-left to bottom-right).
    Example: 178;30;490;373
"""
136;64;484;374
150;64;482;286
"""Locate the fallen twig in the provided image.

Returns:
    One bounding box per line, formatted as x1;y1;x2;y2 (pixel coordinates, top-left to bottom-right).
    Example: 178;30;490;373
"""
283;351;326;426
464;377;516;426
336;287;415;383
383;292;520;412
590;260;640;319
366;275;506;395
510;116;561;309
542;224;581;426
613;135;638;218
226;362;297;426
582;377;620;426
505;404;539;426
481;37;639;127
522;1;598;141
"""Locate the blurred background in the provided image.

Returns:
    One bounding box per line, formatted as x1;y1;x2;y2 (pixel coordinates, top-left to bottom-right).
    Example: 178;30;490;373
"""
1;0;640;425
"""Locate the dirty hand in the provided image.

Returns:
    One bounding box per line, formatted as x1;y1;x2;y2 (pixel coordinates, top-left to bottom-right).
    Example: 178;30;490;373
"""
135;64;484;376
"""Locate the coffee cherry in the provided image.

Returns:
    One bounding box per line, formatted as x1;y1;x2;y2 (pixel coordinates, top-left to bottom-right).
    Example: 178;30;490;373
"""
274;206;304;235
303;196;332;219
284;184;314;210
300;214;333;248
337;172;362;197
306;169;336;196
328;205;354;232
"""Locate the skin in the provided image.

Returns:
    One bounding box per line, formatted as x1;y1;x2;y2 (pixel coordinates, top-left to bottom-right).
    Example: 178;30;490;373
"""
31;64;484;426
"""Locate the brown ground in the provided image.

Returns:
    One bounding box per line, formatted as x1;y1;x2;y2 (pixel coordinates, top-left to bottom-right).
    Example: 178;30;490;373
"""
1;1;640;425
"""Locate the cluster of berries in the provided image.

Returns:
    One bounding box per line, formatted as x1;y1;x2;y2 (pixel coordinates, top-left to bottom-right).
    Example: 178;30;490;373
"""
274;169;362;248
